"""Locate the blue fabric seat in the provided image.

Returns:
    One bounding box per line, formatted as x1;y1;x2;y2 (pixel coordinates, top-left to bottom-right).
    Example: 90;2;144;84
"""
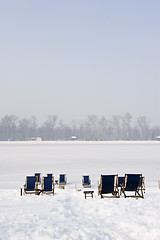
59;174;67;185
24;176;37;194
82;176;91;187
42;176;54;195
125;174;140;191
121;174;144;198
98;175;119;198
43;177;52;191
47;174;53;178
83;176;90;184
101;175;114;194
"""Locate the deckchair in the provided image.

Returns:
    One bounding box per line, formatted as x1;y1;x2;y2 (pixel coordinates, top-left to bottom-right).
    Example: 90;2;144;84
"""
59;174;67;185
121;174;144;198
35;173;41;184
24;176;37;194
42;176;54;195
98;175;120;198
82;175;91;188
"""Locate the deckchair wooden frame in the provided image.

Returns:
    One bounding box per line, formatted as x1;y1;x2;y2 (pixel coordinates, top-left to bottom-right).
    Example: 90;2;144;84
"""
118;176;125;195
41;176;54;195
98;174;120;198
121;174;144;198
82;175;91;188
141;176;145;193
35;173;41;184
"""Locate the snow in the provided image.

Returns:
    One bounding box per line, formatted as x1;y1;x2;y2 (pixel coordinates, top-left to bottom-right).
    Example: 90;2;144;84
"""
0;141;160;240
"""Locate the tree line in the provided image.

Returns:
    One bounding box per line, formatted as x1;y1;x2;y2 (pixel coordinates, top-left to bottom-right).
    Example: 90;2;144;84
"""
0;113;160;141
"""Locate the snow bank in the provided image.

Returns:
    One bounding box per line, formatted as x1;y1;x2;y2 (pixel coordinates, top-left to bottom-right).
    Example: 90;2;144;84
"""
0;187;160;240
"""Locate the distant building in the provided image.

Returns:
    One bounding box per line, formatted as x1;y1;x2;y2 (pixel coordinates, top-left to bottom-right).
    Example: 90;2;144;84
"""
29;137;42;142
155;136;160;141
8;138;14;141
70;136;77;141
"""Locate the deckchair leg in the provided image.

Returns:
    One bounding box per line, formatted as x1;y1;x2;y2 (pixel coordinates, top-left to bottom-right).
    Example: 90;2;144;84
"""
141;189;144;198
122;189;126;198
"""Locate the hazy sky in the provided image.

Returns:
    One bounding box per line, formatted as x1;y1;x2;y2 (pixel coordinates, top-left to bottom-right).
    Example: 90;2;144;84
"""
0;1;160;125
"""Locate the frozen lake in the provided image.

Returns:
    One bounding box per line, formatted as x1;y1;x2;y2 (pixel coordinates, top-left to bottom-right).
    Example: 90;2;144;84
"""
0;141;160;189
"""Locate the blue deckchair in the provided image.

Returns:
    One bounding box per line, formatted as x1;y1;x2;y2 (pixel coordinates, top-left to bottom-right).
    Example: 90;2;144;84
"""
82;176;91;187
24;176;37;194
42;176;54;195
98;175;119;198
59;174;67;185
121;174;144;198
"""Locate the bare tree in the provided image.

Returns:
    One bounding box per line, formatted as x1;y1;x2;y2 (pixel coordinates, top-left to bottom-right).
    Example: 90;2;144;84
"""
30;116;38;137
111;115;121;140
0;113;159;141
0;115;18;140
43;115;58;140
122;113;132;140
137;116;150;140
18;118;31;140
83;115;98;140
98;116;108;140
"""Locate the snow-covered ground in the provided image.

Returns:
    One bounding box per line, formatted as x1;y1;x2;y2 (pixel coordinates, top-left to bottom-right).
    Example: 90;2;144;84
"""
0;141;160;240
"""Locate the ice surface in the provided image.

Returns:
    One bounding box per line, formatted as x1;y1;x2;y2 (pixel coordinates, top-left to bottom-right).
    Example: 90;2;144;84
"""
0;141;160;239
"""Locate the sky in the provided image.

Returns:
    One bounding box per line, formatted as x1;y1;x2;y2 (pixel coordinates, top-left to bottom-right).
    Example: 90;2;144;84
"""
0;0;160;125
